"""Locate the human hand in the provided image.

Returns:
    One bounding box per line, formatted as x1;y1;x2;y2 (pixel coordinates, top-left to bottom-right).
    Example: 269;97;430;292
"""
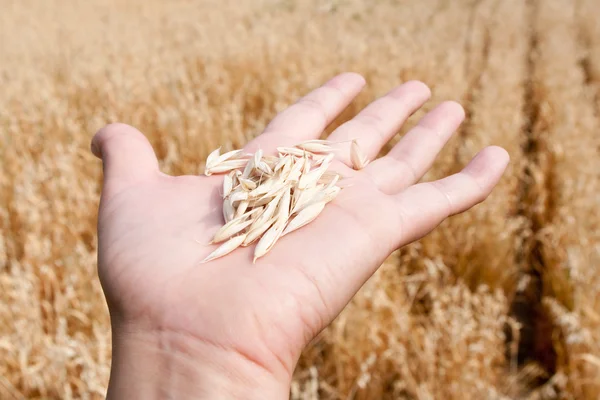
91;73;509;399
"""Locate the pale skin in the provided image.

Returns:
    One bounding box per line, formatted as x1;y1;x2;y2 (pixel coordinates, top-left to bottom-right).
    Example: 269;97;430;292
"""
91;73;509;399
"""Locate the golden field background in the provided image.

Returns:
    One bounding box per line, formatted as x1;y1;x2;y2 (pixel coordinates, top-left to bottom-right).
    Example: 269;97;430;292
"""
1;0;599;398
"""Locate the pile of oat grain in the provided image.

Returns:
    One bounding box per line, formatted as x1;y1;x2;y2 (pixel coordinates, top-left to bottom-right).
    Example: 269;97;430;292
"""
201;139;368;263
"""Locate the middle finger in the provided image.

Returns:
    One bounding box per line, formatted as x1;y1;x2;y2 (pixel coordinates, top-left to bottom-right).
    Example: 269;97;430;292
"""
327;80;431;165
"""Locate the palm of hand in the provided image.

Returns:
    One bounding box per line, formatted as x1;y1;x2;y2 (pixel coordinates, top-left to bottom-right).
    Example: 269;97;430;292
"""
93;73;508;381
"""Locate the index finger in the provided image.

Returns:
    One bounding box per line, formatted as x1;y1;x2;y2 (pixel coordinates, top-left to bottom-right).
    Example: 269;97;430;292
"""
245;72;366;152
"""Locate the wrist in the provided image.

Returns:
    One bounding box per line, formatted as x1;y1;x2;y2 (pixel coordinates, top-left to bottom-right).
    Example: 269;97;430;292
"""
106;324;290;400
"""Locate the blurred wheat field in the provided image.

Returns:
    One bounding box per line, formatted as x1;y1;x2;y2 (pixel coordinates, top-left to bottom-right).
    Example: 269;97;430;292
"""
1;0;599;398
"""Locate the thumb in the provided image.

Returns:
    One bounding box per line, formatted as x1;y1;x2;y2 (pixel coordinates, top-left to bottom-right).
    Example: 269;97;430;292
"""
91;123;160;189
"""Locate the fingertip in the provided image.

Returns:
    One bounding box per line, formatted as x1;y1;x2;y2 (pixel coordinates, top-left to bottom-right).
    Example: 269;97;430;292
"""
328;72;367;94
464;145;511;195
416;100;465;135
489;145;511;164
475;145;510;170
91;138;101;159
440;100;466;122
388;80;431;104
403;80;432;99
343;71;366;85
91;122;159;185
92;122;134;157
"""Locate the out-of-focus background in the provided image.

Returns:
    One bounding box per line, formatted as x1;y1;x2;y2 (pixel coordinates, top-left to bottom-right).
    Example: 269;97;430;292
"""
1;0;599;398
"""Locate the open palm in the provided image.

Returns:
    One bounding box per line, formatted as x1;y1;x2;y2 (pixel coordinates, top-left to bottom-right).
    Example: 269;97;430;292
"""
92;73;508;397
